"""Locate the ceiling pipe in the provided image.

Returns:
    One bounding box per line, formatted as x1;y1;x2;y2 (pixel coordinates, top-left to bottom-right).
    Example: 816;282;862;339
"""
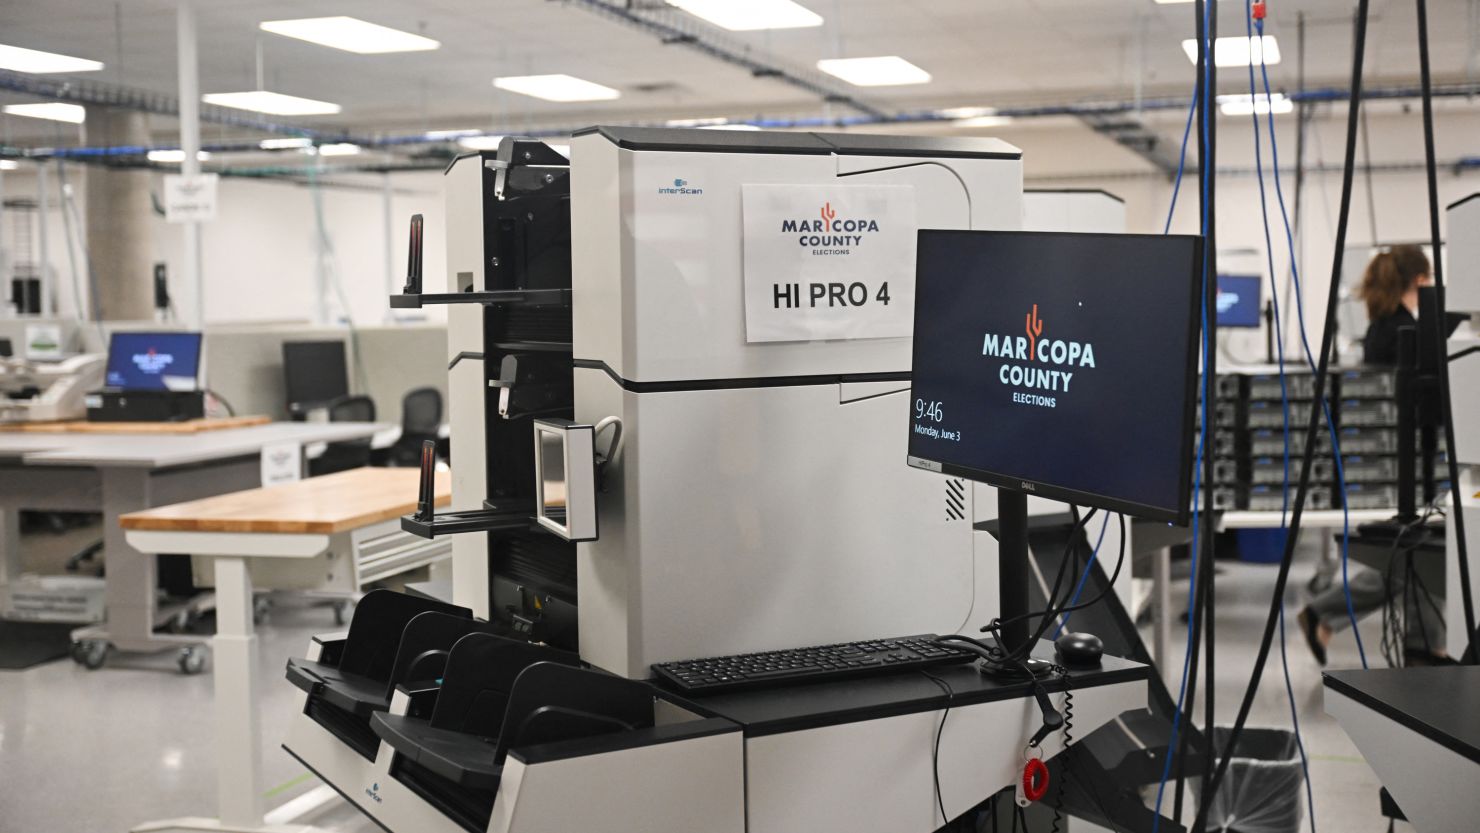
9;80;1480;163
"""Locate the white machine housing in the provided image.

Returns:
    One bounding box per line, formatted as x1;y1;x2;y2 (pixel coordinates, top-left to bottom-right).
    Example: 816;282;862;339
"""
1023;188;1126;235
1445;193;1480;656
569;127;1023;678
0;353;105;423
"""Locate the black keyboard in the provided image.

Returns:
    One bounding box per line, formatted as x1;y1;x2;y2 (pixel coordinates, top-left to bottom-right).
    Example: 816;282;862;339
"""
651;634;977;695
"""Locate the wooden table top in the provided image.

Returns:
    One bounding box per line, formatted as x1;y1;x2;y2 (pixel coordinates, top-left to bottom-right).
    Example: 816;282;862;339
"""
120;467;452;534
0;414;271;434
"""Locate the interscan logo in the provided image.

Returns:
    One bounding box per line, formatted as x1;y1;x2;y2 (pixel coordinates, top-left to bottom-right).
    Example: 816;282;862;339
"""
780;200;882;256
657;177;703;196
131;348;174;375
981;304;1097;409
365;782;383;804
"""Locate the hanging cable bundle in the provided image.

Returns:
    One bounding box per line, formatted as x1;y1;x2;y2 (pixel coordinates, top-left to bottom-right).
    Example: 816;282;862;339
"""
1190;0;1372;828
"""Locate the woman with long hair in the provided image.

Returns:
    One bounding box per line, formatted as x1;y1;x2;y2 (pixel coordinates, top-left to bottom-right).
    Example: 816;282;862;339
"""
1357;244;1433;364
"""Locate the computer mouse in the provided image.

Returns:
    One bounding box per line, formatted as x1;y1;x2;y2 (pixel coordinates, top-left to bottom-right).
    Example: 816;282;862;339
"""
1054;631;1104;667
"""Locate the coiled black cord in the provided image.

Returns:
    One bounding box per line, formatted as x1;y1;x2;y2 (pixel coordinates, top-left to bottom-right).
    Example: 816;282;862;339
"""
1049;666;1075;833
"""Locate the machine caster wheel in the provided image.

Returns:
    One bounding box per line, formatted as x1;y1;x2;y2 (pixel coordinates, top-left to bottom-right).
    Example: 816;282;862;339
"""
178;645;207;675
77;640;109;670
333;601;350;626
253;597;271;626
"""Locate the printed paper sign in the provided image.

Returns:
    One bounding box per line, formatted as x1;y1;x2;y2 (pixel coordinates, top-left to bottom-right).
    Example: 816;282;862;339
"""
24;323;63;359
163;173;219;223
260;441;302;486
742;183;917;343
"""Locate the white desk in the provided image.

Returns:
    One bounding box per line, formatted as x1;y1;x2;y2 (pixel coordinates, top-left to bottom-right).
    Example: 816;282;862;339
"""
0;421;384;665
122;467;452;833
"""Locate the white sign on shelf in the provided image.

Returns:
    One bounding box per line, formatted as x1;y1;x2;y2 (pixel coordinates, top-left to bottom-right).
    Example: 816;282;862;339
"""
163;173;219;224
260;441;302;487
741;183;918;343
24;323;63;359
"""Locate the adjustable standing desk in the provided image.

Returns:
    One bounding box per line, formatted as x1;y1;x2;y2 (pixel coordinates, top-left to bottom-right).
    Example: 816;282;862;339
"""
0;421;383;653
120;467;452;833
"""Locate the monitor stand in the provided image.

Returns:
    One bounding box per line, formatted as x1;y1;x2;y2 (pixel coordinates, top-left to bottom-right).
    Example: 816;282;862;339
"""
979;488;1054;680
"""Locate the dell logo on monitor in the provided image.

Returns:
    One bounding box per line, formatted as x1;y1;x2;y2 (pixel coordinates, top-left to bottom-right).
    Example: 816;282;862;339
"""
1020;481;1037;492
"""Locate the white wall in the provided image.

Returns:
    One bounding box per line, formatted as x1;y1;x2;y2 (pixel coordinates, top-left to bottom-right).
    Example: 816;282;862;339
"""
1;166;449;327
152;171;448;327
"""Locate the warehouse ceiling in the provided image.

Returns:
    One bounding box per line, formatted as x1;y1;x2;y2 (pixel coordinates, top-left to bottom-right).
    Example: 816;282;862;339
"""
0;0;1477;159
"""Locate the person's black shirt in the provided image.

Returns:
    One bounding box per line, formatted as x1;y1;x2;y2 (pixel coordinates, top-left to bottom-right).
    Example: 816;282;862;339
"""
1363;306;1416;365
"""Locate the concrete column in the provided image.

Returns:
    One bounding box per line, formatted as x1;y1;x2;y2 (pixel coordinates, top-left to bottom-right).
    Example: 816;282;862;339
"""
84;106;155;321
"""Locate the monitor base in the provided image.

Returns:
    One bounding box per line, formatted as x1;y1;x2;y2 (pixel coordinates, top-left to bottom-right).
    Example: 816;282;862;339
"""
976;656;1056;681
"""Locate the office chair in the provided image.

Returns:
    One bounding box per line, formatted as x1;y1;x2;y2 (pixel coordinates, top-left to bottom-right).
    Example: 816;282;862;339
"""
388;387;442;467
309;395;377;476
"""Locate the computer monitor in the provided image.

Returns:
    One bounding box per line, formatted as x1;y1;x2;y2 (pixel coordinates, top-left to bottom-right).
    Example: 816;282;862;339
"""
907;230;1204;525
282;340;349;412
908;229;1203;663
105;332;203;391
1216;274;1262;328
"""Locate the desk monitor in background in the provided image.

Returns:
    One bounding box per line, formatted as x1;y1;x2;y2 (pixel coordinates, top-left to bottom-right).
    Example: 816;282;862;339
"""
908;230;1203;661
105;331;203;391
1216;274;1262;329
0;337;11;358
283;340;349;413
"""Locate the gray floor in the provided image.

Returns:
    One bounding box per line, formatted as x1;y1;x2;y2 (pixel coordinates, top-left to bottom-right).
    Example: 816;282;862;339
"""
0;521;378;833
0;524;1410;833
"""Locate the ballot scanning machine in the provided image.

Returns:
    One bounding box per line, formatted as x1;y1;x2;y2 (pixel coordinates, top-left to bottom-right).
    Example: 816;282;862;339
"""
0;351;104;423
282;129;1165;833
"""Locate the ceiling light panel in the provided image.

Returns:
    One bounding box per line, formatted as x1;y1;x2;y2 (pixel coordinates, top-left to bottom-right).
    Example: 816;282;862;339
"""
0;44;103;73
259;17;440;54
816;56;931;86
457;135;505;150
953;115;1014;128
493;74;620;102
1218;93;1294;115
664;0;823;31
202;91;341;116
147;149;211;163
1182;36;1281;67
259;137;314;149
315;143;360;156
3;102;86;123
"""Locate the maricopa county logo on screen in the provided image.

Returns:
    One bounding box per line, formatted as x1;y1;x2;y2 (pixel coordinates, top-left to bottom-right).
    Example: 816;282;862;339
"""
981;304;1097;409
779;201;882;256
131;348;175;375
